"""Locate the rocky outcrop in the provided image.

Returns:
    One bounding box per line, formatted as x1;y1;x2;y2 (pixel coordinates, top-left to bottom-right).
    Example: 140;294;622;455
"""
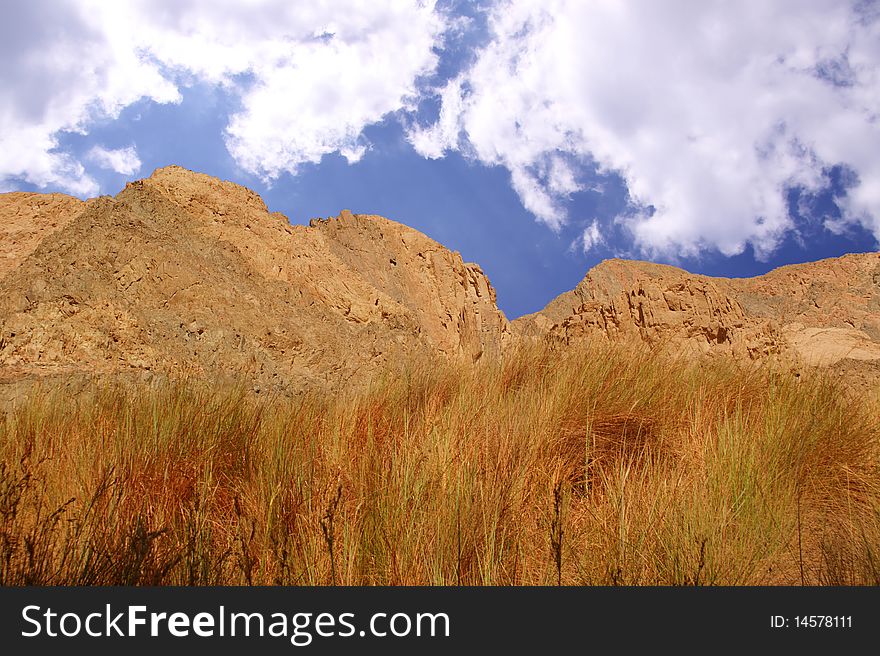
0;192;93;281
722;254;880;366
514;253;880;376
310;210;510;360
515;259;782;359
0;166;510;394
1;165;877;395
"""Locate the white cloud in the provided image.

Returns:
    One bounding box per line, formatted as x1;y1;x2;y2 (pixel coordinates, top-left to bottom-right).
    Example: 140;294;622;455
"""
87;145;142;176
581;219;604;253
6;0;878;262
221;2;445;181
1;1;447;193
410;0;880;257
0;0;180;196
409;77;467;159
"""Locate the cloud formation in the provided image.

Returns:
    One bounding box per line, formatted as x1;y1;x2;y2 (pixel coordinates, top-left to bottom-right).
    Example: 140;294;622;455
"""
125;1;446;180
3;0;879;262
1;1;446;193
409;0;880;257
581;220;604;254
87;146;142;176
0;0;179;195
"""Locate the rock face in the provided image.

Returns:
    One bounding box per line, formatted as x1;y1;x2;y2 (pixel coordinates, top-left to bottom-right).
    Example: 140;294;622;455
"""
0;165;877;395
0;192;93;281
514;253;880;374
721;254;880;366
515;259;783;359
309;211;509;360
0;166;510;393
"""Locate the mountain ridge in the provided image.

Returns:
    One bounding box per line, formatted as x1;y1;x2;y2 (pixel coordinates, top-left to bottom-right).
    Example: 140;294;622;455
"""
1;165;878;394
0;166;509;394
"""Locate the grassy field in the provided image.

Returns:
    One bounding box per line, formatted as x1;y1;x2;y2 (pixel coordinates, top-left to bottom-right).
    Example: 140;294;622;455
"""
1;342;878;585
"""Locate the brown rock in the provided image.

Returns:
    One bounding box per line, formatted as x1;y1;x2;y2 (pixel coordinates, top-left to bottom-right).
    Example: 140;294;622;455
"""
1;165;877;395
0;166;509;393
722;253;880;366
0;192;93;280
515;259;783;359
515;253;880;385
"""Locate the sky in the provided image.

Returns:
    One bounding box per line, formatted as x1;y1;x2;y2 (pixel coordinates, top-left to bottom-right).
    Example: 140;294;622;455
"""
2;1;879;319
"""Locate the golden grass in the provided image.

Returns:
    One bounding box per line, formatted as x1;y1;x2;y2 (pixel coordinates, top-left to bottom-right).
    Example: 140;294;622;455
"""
1;341;878;585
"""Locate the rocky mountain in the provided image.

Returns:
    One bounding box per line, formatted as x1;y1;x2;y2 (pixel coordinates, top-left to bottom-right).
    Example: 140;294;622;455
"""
722;254;880;366
514;252;880;385
0;192;94;281
0;166;509;394
513;258;783;359
0;165;877;395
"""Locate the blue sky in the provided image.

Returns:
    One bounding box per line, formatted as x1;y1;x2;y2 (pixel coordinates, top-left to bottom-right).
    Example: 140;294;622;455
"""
2;1;879;319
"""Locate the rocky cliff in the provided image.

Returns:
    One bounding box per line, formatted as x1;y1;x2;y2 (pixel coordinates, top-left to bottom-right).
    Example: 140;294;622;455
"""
514;259;782;359
0;192;94;281
0;166;510;394
514;253;880;378
1;165;877;395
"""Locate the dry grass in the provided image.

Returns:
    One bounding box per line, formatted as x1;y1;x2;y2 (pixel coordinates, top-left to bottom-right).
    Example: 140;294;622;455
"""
1;341;878;585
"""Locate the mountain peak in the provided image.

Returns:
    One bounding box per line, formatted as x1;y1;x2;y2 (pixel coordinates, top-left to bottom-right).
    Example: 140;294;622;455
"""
1;167;878;394
0;169;509;393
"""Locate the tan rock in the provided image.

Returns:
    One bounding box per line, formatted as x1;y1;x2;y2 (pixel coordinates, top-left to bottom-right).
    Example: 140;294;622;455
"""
0;192;93;280
2;165;877;395
515;252;880;387
515;259;783;359
0;166;510;393
722;253;880;367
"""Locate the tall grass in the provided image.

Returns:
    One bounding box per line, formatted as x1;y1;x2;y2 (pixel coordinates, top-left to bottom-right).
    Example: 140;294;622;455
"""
1;342;878;585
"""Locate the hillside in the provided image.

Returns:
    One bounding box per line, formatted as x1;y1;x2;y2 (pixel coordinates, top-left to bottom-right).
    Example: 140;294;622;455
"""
1;166;878;395
0;166;509;394
515;253;880;385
